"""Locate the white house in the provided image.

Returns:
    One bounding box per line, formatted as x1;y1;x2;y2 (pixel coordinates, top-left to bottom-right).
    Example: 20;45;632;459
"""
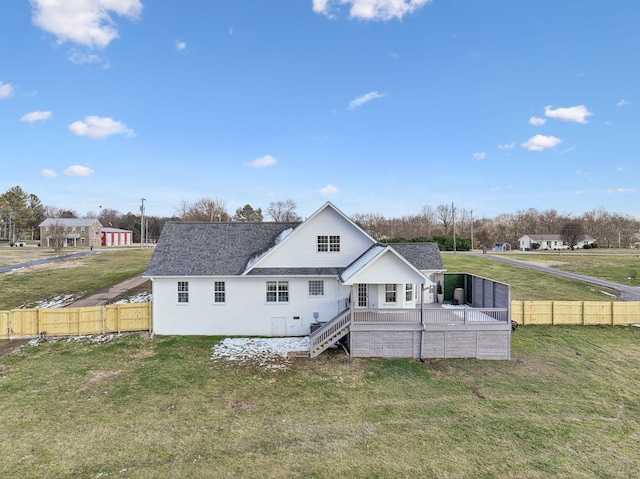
146;202;444;337
518;234;596;251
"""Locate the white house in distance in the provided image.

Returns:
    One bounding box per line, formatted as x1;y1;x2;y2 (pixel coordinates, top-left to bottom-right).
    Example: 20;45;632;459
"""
146;202;444;337
518;234;596;251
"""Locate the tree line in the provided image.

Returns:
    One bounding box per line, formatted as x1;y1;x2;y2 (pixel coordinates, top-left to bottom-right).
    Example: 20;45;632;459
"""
1;186;638;249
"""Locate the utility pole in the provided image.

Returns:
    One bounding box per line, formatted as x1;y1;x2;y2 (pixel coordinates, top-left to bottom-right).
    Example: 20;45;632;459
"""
470;209;474;252
140;198;146;249
452;202;456;254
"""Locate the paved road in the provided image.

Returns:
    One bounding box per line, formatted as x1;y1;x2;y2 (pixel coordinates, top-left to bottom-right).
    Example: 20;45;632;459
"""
478;253;640;301
0;250;100;274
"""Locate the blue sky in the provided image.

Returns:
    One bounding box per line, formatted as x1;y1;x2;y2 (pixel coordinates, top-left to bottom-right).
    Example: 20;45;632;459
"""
1;1;638;220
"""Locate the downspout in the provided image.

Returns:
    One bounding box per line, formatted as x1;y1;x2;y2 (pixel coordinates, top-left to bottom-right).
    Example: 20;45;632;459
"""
419;283;426;362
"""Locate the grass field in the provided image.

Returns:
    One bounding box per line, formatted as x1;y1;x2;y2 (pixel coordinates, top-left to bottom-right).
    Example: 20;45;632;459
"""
441;253;623;301
1;327;639;478
0;248;154;309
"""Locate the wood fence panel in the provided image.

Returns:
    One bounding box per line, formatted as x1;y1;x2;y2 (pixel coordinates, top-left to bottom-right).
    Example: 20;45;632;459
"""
523;301;554;325
0;302;152;339
612;303;640;325
583;301;614;325
553;302;584;325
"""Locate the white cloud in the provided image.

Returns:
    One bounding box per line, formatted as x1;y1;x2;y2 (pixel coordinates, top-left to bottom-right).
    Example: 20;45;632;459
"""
313;0;432;21
606;188;635;194
20;110;53;123
544;104;593;124
175;41;187;51
472;152;486;160
40;169;57;178
497;142;515;150
521;134;562;151
68;49;109;69
617;167;624;171
616;99;630;107
68;116;135;139
245;155;277;168
529;116;546;126
318;184;340;195
0;81;14;99
348;91;385;110
64;165;95;177
30;0;143;49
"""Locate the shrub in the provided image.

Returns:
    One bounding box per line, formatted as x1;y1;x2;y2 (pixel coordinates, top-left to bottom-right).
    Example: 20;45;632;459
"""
629;270;638;280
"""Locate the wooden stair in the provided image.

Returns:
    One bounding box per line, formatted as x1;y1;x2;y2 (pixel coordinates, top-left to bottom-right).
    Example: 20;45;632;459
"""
309;308;351;358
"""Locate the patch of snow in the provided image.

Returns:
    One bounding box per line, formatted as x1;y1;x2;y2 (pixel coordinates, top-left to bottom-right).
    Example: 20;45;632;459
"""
20;293;84;309
115;292;152;304
600;290;617;298
211;336;309;370
28;333;121;347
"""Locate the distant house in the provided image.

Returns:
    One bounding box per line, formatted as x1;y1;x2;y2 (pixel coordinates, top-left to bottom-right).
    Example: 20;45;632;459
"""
101;227;133;246
39;218;102;249
518;234;596;251
146;202;513;360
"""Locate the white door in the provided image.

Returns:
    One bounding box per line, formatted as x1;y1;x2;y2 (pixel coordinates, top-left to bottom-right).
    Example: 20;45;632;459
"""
271;317;287;336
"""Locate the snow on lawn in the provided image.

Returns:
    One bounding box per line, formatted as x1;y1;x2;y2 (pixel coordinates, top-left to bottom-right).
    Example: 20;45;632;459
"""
115;292;152;304
211;337;310;370
20;293;84;309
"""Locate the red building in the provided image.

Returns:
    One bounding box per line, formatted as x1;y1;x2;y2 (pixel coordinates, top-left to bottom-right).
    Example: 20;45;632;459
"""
101;227;133;246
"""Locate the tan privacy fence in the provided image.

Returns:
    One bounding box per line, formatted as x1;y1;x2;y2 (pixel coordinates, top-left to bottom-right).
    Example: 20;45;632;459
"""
0;302;152;339
512;301;640;326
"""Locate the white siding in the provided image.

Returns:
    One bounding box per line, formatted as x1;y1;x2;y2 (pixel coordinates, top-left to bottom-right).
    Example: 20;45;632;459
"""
255;207;374;269
345;250;426;285
152;276;350;336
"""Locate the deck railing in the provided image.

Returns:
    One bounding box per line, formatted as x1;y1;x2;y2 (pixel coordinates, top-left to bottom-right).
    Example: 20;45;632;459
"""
425;308;509;324
352;309;421;324
351;307;509;325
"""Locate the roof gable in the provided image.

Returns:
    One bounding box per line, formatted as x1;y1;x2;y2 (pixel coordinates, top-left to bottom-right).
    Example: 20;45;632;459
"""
244;202;376;272
340;245;431;285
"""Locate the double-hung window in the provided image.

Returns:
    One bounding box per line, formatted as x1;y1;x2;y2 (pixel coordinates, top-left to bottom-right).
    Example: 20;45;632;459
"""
266;281;289;303
214;281;225;303
385;284;397;304
405;284;413;302
177;281;189;303
317;235;340;252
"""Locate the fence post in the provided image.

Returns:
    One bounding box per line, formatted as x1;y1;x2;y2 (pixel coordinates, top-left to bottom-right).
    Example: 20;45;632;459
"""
102;305;106;334
582;302;586;325
117;305;121;334
551;301;555;325
148;301;153;332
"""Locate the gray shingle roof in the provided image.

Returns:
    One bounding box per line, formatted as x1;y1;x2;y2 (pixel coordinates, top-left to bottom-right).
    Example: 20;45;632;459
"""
39;218;102;227
146;221;300;276
388;242;445;270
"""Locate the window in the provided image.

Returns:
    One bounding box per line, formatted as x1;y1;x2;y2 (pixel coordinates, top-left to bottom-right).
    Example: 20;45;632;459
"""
385;284;397;303
405;284;413;302
214;281;225;303
266;281;289;303
317;235;340;252
357;284;367;307
177;281;189;303
308;280;324;296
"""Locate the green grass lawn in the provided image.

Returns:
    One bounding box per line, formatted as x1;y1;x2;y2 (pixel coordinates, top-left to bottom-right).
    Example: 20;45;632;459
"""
498;252;640;287
1;327;639;478
0;249;154;309
441;254;620;301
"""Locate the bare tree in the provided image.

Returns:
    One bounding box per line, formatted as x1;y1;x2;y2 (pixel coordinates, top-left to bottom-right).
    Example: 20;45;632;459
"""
436;204;453;235
266;199;301;222
47;219;69;252
560;220;585;250
352;212;387;240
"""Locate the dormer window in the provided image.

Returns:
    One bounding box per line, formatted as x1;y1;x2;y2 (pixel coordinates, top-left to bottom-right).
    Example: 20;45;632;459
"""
317;235;340;252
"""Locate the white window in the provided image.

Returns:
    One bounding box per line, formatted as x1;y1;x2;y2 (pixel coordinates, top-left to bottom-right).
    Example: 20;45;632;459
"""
308;280;324;296
177;281;189;303
214;281;225;303
266;281;288;303
317;235;340;252
405;284;413;302
385;284;397;304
